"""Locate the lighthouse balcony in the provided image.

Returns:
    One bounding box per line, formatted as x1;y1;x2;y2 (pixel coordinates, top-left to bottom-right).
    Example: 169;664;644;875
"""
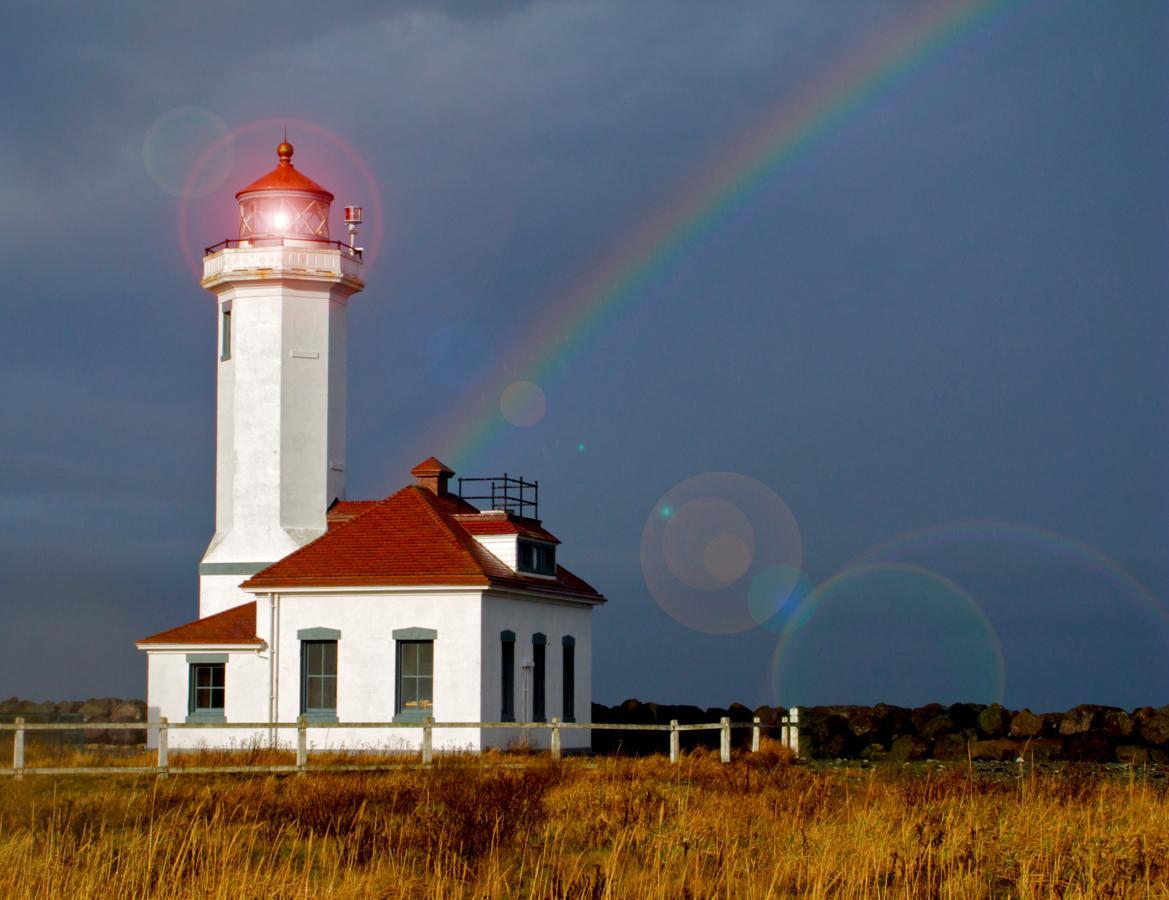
202;239;364;289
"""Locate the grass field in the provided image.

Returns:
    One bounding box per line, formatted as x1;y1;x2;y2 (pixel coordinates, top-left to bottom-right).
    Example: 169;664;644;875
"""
0;741;1165;898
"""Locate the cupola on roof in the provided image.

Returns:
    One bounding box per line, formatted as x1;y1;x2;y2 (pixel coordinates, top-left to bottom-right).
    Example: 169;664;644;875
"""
235;139;333;240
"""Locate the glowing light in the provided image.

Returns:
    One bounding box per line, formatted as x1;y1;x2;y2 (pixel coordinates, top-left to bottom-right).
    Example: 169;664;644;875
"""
178;117;386;279
577;442;586;453
272;210;290;230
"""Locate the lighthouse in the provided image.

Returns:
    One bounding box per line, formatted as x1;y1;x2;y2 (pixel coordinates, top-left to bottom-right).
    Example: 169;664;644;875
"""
197;140;364;618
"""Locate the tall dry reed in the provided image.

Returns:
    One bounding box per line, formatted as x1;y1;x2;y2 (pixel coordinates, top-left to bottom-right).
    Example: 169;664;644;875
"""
0;742;1164;898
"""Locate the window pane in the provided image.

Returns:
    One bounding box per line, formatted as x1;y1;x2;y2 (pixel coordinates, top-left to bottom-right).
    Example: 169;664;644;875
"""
302;641;337;713
397;640;434;715
563;646;575;720
533;643;546;720
501;640;514;719
191;664;225;712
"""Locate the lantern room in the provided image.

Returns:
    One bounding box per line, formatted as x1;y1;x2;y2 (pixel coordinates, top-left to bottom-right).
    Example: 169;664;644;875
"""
235;140;334;241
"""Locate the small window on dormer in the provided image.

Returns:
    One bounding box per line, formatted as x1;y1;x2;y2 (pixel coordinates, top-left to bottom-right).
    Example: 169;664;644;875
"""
221;307;232;361
517;540;555;575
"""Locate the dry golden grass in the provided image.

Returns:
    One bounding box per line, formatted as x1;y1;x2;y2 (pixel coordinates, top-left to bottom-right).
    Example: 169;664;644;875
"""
0;739;1166;898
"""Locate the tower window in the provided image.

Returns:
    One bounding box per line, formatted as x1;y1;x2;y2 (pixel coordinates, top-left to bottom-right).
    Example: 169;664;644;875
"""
220;307;232;361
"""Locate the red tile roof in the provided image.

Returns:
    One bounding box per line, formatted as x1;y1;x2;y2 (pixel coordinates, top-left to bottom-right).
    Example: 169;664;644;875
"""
326;499;378;529
241;485;603;601
455;512;561;545
138;601;263;646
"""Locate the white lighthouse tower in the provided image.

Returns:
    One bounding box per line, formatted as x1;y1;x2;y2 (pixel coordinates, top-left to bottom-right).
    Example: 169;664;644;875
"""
198;140;364;618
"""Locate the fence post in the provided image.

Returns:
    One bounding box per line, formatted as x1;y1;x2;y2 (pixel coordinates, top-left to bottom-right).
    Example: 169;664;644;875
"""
720;717;731;764
550;716;561;761
13;717;24;781
422;716;433;766
296;716;307;772
157;717;169;777
669;719;680;763
789;707;799;758
752;716;761;753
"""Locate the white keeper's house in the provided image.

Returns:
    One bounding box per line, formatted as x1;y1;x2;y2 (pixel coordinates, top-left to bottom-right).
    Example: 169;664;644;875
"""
137;140;605;752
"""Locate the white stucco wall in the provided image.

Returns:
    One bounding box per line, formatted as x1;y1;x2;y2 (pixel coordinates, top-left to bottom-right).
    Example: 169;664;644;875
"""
199;247;361;619
480;591;595;751
145;587;598;754
262;588;486;751
471;533;517;570
143;648;270;750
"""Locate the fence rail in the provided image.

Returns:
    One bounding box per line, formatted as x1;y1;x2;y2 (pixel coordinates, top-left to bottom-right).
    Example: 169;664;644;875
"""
0;709;799;778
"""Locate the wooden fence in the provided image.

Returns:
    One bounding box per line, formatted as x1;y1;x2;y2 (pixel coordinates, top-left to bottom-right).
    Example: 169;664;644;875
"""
0;709;799;778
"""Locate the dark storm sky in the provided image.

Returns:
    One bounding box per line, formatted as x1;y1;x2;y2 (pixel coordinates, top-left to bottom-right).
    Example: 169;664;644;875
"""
2;1;1167;711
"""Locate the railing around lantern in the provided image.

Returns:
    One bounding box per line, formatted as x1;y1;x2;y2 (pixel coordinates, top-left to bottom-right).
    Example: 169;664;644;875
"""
0;711;800;777
204;237;362;259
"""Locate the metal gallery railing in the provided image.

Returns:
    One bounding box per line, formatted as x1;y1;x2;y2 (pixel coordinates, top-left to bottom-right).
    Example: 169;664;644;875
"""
0;709;800;778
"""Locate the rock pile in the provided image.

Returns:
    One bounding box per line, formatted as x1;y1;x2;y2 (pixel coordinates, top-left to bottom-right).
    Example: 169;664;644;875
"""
0;697;146;745
590;700;1169;763
794;702;1169;763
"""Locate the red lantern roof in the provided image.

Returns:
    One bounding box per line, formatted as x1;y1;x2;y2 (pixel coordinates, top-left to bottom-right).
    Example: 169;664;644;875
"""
235;140;334;202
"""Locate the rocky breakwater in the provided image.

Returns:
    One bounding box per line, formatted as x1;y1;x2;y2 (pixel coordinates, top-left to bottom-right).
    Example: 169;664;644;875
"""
590;699;760;755
0;697;147;746
799;702;1169;764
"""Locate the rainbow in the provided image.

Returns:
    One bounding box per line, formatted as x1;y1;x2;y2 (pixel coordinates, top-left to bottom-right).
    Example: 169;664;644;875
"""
435;0;1018;468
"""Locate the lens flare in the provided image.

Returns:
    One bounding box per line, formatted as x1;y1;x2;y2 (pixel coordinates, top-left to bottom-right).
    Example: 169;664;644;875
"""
747;563;813;632
143;107;233;198
500;381;546;427
843;521;1169;704
641;473;802;634
767;563;1006;707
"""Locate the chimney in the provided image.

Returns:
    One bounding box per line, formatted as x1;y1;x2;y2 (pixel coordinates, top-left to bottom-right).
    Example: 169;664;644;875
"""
410;456;455;496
